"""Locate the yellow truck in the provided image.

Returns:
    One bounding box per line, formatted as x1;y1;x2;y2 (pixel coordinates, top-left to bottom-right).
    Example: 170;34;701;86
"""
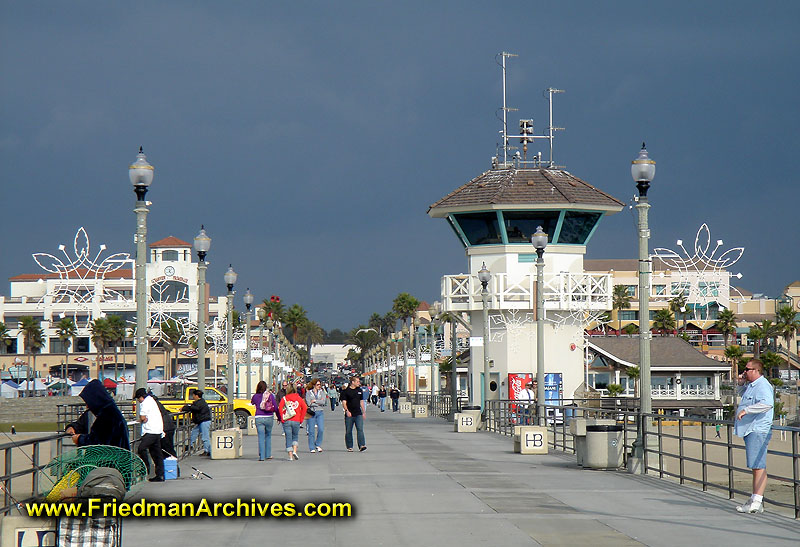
156;384;256;429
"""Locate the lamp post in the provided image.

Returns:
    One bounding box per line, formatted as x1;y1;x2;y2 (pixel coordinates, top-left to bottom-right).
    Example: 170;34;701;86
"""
478;262;492;412
266;317;274;387
532;226;548;425
631;143;656;472
193;226;211;390
414;323;421;404
244;288;254;399
224;265;238;398
401;326;409;394
430;301;441;408
129;147;154;391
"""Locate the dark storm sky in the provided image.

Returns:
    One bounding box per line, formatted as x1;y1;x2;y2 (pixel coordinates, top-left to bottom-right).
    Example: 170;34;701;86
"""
1;1;798;331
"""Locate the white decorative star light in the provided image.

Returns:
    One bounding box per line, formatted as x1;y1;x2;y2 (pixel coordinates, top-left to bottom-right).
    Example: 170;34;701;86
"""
488;310;535;353
33;227;132;327
651;223;745;318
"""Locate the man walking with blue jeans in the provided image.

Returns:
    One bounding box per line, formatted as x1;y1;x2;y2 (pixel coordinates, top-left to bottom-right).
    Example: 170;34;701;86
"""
734;358;774;514
341;376;367;452
182;389;212;456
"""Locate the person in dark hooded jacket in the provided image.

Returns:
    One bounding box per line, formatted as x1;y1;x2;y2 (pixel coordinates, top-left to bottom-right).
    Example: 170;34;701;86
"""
65;379;130;450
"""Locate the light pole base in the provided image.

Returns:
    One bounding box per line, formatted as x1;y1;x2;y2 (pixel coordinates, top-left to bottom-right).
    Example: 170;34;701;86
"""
627;454;645;474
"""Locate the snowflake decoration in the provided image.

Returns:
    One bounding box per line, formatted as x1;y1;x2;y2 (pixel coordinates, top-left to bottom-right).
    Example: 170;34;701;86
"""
652;223;745;318
488;310;535;353
33;227;132;327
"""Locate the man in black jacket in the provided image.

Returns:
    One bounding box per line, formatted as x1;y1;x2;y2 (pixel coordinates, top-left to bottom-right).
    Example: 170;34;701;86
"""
181;389;212;456
152;394;176;457
66;379;129;450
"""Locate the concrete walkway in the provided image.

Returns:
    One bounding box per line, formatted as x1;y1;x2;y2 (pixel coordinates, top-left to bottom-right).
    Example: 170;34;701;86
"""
124;408;800;546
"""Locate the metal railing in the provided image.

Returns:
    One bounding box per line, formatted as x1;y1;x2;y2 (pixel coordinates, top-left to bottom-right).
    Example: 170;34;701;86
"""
481;399;800;519
1;403;234;515
416;393;467;419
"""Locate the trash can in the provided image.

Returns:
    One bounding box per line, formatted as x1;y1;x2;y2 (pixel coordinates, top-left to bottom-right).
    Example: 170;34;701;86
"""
584;424;624;469
460;405;483;430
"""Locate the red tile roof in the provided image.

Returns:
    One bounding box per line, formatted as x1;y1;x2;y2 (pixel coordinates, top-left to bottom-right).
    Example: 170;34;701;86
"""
10;269;134;281
150;236;192;248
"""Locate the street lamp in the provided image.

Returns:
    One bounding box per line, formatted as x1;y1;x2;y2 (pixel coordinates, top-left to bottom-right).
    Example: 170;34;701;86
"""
266;316;274;387
631;142;656;473
429;301;441;408
193;226;211;390
129;147;154;391
532;226;548;425
401;327;409;393
478;262;492;412
224;265;238;398
244;288;254;399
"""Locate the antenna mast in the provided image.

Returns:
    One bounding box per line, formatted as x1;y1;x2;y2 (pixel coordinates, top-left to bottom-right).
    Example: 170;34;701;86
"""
495;53;564;169
499;52;518;165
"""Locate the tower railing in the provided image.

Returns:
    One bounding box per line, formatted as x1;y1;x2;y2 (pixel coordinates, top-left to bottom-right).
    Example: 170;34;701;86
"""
441;272;611;312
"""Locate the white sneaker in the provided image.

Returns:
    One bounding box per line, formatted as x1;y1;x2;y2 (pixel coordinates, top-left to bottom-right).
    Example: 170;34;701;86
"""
736;501;764;514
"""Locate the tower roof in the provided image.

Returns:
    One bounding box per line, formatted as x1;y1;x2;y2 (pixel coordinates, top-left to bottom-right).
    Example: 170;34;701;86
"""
428;168;623;216
149;236;192;248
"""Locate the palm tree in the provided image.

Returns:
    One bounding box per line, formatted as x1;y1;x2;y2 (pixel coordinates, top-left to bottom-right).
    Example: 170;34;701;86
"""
749;319;780;357
159;319;182;379
345;327;381;372
776;305;800;354
106;315;127;380
724;344;745;379
392;293;420;331
297;320;324;364
715;309;738;350
283;304;308;345
260;296;285;323
55;317;77;391
612;285;632;335
89;317;112;379
626;365;640;398
669;294;688;334
0;321;12;354
652;309;676;336
368;311;397;335
19;316;44;396
622;323;639;335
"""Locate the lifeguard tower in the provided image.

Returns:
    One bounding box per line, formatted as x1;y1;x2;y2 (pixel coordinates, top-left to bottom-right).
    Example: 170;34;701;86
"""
428;54;624;407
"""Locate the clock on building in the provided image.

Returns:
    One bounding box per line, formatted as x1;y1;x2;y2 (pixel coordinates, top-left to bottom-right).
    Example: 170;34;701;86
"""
164;266;175;276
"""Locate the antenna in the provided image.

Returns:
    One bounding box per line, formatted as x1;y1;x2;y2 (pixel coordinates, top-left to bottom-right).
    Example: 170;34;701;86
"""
497;52;519;166
493;53;564;169
546;88;565;168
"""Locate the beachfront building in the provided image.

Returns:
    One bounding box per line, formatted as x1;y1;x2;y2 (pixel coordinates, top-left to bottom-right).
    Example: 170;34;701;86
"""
0;228;229;381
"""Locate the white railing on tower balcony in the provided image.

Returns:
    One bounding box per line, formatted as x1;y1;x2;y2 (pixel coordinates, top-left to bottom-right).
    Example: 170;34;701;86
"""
441;272;612;312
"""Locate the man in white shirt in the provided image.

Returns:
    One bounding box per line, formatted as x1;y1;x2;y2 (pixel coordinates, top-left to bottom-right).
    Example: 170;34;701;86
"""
135;388;165;482
520;381;536;425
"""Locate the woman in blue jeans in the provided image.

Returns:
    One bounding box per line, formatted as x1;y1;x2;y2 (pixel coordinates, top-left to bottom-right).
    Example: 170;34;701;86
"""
278;384;307;461
250;381;277;461
305;378;328;452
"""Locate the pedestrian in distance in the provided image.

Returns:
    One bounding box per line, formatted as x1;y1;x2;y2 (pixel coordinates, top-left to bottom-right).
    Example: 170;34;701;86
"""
378;385;387;412
715;423;721;439
278;384;307;461
135;388;165;482
341;376;367;452
181;389;212;456
305;378;328;453
327;383;339;411
251;381;277;461
371;384;379;405
389;385;400;412
734;358;774;514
